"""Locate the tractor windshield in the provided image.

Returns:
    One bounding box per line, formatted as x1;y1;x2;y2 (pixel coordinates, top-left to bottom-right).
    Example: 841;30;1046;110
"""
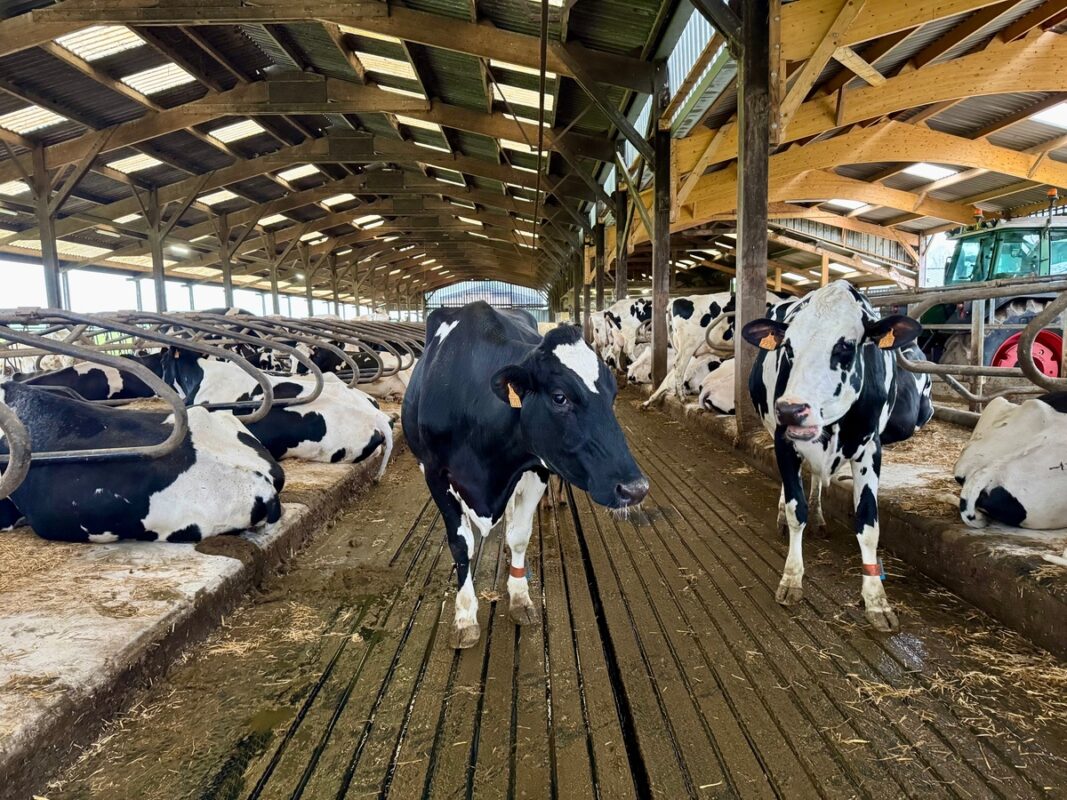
990;229;1040;279
945;234;992;284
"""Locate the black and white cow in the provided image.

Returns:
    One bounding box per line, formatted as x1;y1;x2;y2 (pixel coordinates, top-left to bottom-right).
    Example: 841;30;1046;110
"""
956;392;1067;530
16;351;165;401
741;281;933;631
163;349;393;475
697;357;735;414
0;380;283;542
603;298;652;369
403;302;648;648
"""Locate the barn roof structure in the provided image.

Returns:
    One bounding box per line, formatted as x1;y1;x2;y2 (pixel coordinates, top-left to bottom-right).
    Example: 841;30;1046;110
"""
0;0;1065;310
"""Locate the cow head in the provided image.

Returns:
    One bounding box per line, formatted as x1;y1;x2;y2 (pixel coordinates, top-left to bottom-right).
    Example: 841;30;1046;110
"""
741;281;921;441
161;347;206;402
490;325;648;509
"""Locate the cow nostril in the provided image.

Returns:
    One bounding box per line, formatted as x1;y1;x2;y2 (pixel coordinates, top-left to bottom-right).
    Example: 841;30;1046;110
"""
615;478;649;506
776;402;811;424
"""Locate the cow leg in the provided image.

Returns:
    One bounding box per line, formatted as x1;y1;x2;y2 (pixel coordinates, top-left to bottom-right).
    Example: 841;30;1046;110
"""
506;470;547;625
777;487;787;539
642;365;676;408
807;477;829;539
426;474;481;648
539;473;567;509
852;442;898;632
774;435;807;606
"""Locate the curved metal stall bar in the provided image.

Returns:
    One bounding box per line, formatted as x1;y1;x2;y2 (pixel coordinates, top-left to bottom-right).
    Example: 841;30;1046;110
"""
34;309;277;423
111;310;327;414
0;401;31;500
0;323;189;464
1016;290;1067;392
290;317;400;381
207;314;365;388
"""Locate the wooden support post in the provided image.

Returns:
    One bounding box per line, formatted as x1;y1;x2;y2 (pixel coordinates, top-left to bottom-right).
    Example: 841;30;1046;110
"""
651;63;671;389
572;250;582;326
583;281;592;341
145;188;167;312
267;232;281;315
350;263;361;318
594;222;606;311
330;254;340;316
734;0;772;439
31;147;62;308
821;252;830;286
301;244;314;317
216;212;234;308
614;180;628;301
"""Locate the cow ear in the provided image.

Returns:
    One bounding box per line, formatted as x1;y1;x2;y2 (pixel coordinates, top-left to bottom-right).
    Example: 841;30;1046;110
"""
741;319;788;351
491;365;532;408
864;315;922;350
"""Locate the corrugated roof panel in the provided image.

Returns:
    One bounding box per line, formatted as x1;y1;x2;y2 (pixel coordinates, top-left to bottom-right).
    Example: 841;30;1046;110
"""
988;117;1067;151
277;22;358;82
928;92;1049;138
566;0;662;56
935;0;1047;63
414;47;487;110
403;0;479;22
239;24;301;69
930;171;1027;202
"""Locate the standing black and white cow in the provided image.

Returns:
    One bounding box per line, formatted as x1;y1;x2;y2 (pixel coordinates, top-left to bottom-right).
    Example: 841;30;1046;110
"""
404;302;648;648
16;351;165;401
741;281;933;631
163;349;394;474
0;380;283;542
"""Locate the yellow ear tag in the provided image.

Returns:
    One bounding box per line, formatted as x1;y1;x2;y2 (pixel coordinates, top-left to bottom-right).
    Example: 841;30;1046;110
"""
758;333;779;350
507;383;522;408
878;330;896;349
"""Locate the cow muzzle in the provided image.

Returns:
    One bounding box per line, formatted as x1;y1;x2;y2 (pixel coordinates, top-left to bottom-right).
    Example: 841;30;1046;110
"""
776;401;820;441
614;477;649;507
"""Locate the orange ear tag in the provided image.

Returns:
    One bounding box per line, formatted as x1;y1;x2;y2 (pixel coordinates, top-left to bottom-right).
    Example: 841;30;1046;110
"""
758;333;779;350
878;330;896;349
507;384;522;408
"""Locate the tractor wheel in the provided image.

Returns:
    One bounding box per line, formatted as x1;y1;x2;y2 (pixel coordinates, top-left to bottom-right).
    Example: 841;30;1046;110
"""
987;313;1062;378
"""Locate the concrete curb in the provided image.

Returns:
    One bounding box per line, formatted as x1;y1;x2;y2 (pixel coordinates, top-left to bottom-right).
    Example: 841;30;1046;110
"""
646;393;1067;660
0;439;404;800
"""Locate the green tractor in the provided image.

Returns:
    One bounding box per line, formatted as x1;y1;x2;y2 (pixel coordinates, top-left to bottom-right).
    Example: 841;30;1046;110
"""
919;216;1067;378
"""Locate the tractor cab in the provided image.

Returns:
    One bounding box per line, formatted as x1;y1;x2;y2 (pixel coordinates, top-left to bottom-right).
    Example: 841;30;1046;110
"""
921;216;1067;377
944;216;1067;285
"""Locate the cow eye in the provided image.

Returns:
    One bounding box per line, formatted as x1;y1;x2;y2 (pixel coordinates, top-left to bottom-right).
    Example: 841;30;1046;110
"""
832;340;856;360
551;392;569;407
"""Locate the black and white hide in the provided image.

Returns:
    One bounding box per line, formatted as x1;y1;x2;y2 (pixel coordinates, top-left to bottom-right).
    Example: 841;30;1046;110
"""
164;350;393;476
697;357;736;414
742;280;933;631
16;351;165;401
603;298;652;369
404;303;648;648
956;392;1067;530
0;380;283;542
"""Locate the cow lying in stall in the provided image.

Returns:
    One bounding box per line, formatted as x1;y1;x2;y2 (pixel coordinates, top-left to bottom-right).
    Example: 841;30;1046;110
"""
697;357;736;414
14;351;166;401
286;341;415;402
0;380;283;542
404;303;648;648
956;392;1067;530
163;349;394;476
602;298;652;369
626;343;674;384
741;281;933;631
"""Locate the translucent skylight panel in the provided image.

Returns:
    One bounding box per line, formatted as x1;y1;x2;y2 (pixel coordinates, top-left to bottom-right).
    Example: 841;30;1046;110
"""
338;26;402;44
300;231;322;241
113;212;141;224
121;63;196;95
107;153;162;173
436;172;465;186
210;119;266;143
825;198;866;210
200;189;238;206
458;216;482;226
355;52;417;80
0;180;30;196
782;272;808;283
55;25;144;61
902;162;958;181
414;141;450;153
354;214;383;225
322;193;356;207
829;262;853;274
0;105;66;134
277;164;319;181
499;138;540;153
492;82;555;111
489;59;558;79
395;115;441;132
377;84;425;99
1030;101;1067;130
260;213;289;226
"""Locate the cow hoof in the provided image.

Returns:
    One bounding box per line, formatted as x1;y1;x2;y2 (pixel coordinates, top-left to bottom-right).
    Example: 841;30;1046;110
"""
775;583;804;606
508;599;539;626
451;623;481;649
866;607;899;633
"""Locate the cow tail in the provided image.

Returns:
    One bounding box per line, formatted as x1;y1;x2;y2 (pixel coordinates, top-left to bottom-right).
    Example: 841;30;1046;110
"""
375;415;394;481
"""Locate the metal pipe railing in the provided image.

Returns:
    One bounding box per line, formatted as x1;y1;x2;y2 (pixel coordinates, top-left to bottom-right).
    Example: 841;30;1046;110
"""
0;401;30;500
